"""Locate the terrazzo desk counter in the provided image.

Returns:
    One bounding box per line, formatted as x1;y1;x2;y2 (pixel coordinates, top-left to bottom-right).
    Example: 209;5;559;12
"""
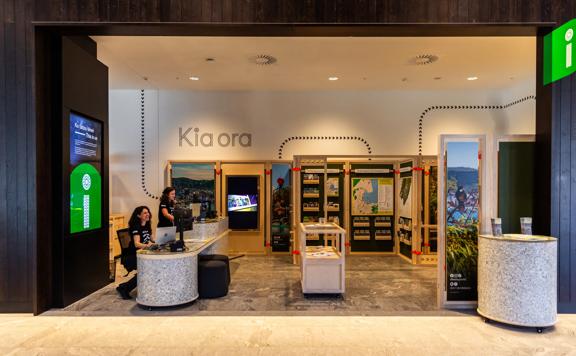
136;219;229;307
478;234;557;330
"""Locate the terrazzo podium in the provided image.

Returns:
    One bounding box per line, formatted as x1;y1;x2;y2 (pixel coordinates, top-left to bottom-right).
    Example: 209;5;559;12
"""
477;234;557;331
136;218;229;307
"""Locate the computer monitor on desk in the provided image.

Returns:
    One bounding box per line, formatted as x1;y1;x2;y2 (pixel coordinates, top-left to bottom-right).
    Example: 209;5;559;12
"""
174;207;194;241
155;226;176;245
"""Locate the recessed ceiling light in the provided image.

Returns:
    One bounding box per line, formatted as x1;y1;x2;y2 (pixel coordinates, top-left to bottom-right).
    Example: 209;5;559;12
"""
433;77;442;80
467;76;478;81
189;76;200;81
328;76;339;81
410;54;439;66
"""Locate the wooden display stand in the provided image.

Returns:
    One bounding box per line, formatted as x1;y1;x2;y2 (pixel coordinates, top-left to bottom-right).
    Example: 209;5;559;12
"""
299;222;346;294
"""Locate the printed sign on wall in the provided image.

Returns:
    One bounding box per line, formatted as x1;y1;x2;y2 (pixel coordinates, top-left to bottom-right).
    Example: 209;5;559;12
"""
446;141;480;301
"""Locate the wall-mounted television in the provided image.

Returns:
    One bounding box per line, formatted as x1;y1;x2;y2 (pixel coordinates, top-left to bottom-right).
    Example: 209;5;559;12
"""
228;194;258;212
69;111;103;234
227;176;259;230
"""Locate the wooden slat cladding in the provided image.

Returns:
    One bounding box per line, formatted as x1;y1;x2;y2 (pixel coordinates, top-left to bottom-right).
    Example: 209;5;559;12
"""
0;0;34;312
29;0;571;23
552;74;576;312
1;0;576;313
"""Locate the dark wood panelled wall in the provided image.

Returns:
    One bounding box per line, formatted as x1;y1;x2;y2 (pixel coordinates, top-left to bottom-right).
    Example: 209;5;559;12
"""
1;0;576;313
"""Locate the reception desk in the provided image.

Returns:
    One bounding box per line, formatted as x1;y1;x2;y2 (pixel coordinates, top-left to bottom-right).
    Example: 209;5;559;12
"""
136;218;229;307
477;234;557;331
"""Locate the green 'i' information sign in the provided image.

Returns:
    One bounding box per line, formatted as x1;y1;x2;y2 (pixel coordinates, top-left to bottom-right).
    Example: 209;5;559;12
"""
544;19;576;85
70;163;102;233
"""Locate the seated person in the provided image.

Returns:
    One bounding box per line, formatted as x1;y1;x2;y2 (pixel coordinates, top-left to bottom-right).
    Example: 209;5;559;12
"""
116;206;155;300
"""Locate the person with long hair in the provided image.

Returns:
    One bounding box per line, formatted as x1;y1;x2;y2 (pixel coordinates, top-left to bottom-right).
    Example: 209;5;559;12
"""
158;186;176;227
116;206;154;300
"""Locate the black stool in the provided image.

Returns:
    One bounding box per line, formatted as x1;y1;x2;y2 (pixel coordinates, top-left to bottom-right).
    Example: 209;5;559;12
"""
198;260;229;298
199;254;230;285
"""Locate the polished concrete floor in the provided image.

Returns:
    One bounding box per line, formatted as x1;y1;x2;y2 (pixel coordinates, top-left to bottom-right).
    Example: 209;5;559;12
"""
47;255;454;316
2;314;576;355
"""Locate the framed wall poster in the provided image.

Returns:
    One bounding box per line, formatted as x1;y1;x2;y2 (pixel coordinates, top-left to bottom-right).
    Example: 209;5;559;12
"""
171;163;216;216
351;177;393;216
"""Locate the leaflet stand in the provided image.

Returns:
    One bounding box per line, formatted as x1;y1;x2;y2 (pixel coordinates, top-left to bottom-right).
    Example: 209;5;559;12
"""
299;222;346;294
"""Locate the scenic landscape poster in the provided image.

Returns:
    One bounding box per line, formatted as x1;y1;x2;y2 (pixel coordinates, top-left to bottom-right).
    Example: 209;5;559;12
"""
171;163;216;216
446;142;480;302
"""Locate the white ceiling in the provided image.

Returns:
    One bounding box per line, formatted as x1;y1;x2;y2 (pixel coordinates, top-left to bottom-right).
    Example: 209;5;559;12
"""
93;36;535;91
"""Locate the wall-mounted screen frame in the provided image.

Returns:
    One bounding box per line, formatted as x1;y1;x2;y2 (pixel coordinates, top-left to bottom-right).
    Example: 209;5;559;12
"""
227;175;260;230
69;111;103;234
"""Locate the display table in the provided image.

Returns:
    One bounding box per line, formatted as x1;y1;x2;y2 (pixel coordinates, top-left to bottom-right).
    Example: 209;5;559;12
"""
136;219;229;307
477;234;557;331
299;223;346;294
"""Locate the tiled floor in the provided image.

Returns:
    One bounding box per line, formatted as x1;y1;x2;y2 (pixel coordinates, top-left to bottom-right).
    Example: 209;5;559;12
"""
47;255;456;316
3;314;575;355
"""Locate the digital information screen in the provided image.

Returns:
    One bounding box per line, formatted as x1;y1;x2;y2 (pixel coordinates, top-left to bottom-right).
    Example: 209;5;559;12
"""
227;194;258;212
69;112;102;234
227;176;259;230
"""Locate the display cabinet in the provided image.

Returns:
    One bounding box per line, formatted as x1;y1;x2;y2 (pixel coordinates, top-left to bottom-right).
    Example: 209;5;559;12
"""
349;163;395;253
300;163;344;245
299;222;346;294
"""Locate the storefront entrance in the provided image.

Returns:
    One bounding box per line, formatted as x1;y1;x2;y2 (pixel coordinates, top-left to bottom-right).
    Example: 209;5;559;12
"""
20;23;568;316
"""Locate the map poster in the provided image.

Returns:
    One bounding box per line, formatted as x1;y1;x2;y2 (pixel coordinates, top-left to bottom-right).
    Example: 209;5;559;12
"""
352;178;393;215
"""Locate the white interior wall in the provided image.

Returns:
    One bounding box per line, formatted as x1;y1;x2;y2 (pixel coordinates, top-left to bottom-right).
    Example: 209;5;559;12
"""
109;84;535;221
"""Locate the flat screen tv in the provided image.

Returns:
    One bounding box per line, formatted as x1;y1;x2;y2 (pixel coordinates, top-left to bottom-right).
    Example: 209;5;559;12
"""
69;111;103;234
227;176;259;230
227;194;258;212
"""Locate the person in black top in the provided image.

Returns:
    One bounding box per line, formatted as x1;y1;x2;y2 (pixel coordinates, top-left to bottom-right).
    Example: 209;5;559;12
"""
158;186;176;227
116;206;155;300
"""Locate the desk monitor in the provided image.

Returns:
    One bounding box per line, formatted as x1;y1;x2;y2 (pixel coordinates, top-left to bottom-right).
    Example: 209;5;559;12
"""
155;226;176;245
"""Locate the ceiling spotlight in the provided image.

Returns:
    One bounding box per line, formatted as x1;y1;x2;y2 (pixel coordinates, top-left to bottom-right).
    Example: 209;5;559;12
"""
467;76;478;81
328;76;339;81
205;58;215;62
189;76;200;81
433;77;442;80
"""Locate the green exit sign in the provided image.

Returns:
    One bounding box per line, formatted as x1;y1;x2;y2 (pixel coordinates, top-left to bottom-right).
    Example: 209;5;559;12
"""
544;19;576;85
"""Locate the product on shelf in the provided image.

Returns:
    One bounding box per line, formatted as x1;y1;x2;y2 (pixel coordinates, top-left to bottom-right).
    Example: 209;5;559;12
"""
328;216;340;225
353;216;370;226
303;173;320;182
326;202;339;209
374;216;392;227
375;229;392;240
303;201;320;208
303;187;320;195
353;229;371;240
303;216;319;223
